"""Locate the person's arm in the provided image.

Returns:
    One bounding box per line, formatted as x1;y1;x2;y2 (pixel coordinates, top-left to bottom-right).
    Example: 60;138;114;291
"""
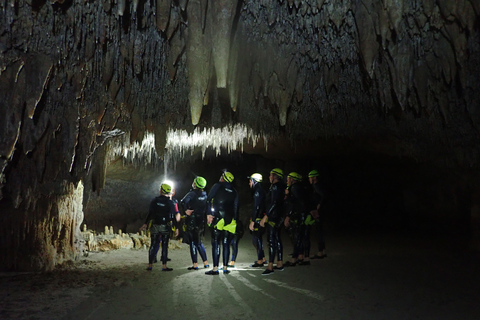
140;199;155;231
234;190;239;222
206;183;221;225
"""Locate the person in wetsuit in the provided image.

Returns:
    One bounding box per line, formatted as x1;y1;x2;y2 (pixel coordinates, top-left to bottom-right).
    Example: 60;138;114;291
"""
248;173;267;267
260;168;286;275
205;171;239;275
284;172;313;266
139;182;178;271
180;176;210;270
308;169;327;259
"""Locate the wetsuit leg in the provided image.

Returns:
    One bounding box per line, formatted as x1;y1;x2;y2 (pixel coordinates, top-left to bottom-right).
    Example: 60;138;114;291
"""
259;228;265;260
222;231;233;266
211;227;221;267
267;224;276;263
230;235;238;261
252;230;264;261
160;232;170;264
193;228;208;262
188;230;198;264
276;226;283;262
149;231;161;264
292;224;304;259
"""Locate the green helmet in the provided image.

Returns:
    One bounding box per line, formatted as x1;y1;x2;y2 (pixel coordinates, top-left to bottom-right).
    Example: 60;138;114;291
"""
308;170;319;178
194;176;207;189
287;172;302;181
160;183;172;194
222;171;234;183
270;168;284;178
249;173;263;182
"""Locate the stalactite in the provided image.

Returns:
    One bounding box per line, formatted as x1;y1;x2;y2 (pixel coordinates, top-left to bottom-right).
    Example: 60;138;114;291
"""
186;0;212;125
355;1;379;78
156;0;172;32
208;0;238;88
117;0;126;16
228;30;241;111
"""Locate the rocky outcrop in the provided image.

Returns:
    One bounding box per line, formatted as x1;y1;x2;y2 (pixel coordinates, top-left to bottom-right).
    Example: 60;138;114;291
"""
0;1;479;270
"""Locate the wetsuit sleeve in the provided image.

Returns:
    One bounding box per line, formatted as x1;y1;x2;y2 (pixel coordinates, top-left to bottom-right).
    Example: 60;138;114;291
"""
206;183;221;213
145;199;156;224
251;188;264;221
266;185;279;217
180;191;194;211
168;200;178;229
234;190;240;221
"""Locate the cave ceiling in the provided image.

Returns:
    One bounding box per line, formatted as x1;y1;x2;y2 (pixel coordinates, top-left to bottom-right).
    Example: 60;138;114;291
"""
1;0;480;206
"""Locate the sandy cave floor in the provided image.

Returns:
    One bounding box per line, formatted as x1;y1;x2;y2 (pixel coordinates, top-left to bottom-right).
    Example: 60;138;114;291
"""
1;229;480;320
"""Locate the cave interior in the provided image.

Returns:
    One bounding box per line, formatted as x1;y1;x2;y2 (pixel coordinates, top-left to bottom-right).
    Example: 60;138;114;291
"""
0;0;479;271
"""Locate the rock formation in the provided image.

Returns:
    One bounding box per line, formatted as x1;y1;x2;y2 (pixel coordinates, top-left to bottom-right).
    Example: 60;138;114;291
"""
1;0;479;271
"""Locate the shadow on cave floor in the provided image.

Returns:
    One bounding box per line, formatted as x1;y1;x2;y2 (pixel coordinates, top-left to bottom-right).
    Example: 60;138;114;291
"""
1;225;479;320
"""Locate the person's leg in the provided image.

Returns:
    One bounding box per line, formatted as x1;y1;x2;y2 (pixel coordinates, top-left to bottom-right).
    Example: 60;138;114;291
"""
222;230;232;273
312;219;327;258
265;224;275;271
188;230;198;267
229;235;238;266
285;224;301;266
298;225;311;265
161;232;172;271
147;232;161;270
275;226;284;268
206;227;220;274
193;228;208;267
259;227;266;263
251;230;264;265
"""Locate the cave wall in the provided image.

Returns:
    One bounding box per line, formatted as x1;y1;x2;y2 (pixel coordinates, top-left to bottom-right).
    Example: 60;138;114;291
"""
1;0;479;270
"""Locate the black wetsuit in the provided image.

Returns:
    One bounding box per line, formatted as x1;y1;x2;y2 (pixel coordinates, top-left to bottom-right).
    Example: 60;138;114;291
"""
207;181;239;268
181;188;208;264
287;182;312;259
311;181;326;253
265;180;286;263
145;195;176;264
251;182;266;261
230;219;244;263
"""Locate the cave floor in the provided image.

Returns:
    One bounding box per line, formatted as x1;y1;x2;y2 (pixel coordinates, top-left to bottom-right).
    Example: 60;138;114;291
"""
1;227;479;320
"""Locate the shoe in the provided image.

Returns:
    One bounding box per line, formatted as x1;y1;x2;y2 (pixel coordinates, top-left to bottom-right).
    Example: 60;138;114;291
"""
284;261;296;267
262;269;274;276
187;266;199;270
273;266;284;271
146;266;153;271
250;262;264;267
223;270;230;274
298;260;310;266
204;264;210;268
162;267;173;271
311;254;327;259
205;270;219;275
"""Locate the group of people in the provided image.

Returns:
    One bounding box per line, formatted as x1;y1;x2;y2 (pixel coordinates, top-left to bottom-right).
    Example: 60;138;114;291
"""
247;168;327;275
140;168;327;276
